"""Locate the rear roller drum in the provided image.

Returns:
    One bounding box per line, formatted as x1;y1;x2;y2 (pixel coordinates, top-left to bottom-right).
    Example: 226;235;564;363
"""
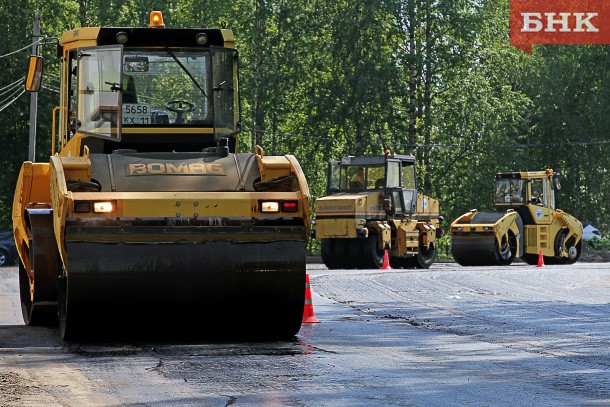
552;230;582;265
497;233;516;266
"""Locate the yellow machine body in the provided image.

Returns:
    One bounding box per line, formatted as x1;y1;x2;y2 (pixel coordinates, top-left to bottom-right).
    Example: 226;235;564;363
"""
450;170;583;266
13;14;310;340
315;154;441;269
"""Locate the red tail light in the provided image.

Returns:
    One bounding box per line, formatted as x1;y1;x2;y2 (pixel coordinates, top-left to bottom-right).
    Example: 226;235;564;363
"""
282;201;298;212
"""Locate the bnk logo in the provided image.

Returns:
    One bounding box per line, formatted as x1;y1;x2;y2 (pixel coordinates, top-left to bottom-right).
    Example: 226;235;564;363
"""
510;0;610;53
521;12;598;32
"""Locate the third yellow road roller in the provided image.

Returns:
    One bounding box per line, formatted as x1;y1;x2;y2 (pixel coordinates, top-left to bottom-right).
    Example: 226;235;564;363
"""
450;170;583;266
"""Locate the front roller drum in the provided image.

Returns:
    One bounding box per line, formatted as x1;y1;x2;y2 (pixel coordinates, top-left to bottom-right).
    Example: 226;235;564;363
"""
452;234;514;266
60;239;306;341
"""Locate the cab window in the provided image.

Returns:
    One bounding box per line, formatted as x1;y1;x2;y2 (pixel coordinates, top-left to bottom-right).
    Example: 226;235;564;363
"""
495;179;525;204
402;163;416;189
386;161;400;188
77;45;122;140
121;48;212;126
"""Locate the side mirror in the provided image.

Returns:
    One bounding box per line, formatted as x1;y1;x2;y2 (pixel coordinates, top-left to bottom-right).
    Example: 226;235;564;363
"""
25;55;44;92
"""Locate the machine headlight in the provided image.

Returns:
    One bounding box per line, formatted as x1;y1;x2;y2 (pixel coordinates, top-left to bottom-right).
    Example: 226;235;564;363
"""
260;201;279;213
93;202;114;213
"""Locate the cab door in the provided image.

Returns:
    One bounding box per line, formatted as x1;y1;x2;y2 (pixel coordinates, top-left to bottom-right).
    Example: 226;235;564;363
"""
385;159;416;216
211;47;237;139
528;177;553;224
77;45;123;141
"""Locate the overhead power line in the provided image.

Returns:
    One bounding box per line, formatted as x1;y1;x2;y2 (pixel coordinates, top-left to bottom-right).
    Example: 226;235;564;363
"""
41;84;60;93
248;127;610;151
0;89;25;113
0;40;42;59
0;80;25;100
0;77;25;93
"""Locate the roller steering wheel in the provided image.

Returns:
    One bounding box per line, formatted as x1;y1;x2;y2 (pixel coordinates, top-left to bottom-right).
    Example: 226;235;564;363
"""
164;100;196;124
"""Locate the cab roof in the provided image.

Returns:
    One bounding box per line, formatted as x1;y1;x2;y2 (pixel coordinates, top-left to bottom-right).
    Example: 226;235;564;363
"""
495;170;553;180
60;27;235;49
338;154;416;166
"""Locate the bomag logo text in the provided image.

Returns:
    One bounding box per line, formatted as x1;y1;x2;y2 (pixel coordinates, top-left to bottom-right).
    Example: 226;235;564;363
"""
128;162;225;176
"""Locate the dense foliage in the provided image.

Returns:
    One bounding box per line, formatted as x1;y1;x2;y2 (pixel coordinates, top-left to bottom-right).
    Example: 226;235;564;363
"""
1;0;609;238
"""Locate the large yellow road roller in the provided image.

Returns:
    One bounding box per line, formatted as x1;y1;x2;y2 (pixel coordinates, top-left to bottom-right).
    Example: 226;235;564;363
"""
14;12;310;340
450;170;582;266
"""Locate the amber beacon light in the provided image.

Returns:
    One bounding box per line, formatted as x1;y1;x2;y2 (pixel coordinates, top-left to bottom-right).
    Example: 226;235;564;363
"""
149;11;165;28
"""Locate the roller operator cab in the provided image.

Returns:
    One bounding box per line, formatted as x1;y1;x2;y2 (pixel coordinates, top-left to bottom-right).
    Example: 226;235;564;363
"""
315;154;442;269
450;170;583;266
14;12;311;340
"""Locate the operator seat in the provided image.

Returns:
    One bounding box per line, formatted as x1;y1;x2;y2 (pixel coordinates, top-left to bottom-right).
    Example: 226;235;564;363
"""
122;76;138;103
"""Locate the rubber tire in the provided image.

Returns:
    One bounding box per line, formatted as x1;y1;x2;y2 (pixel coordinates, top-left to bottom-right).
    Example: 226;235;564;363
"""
333;239;350;269
391;236;437;269
348;238;367;269
361;231;384;269
321;238;351;269
321;239;342;269
413;242;436;269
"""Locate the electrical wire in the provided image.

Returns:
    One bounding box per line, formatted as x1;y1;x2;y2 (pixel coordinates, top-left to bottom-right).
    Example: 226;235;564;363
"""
0;88;25;113
41;84;60;93
0;81;24;100
0;84;25;106
0;40;42;59
0;77;25;94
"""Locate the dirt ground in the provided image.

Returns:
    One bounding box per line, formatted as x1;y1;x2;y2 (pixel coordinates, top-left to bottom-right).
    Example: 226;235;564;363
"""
580;248;610;262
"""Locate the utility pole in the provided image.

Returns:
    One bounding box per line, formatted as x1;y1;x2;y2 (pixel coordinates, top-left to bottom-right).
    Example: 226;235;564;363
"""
28;0;40;162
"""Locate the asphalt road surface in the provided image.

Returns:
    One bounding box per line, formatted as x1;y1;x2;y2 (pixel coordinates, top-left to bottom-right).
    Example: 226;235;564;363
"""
1;262;609;406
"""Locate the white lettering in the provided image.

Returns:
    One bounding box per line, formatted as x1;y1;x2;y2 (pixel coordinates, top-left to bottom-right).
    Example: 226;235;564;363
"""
522;13;543;32
521;12;600;33
545;12;571;32
574;12;599;32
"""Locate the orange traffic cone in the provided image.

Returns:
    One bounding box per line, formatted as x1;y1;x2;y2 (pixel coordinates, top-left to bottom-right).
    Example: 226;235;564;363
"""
537;250;545;267
379;249;393;270
302;273;320;323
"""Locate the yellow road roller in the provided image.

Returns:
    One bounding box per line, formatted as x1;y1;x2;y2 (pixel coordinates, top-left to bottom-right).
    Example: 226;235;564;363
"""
14;12;311;340
450;170;582;266
315;154;442;269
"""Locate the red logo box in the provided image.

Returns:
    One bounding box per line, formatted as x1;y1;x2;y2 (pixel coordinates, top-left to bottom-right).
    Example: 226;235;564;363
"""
510;0;610;53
